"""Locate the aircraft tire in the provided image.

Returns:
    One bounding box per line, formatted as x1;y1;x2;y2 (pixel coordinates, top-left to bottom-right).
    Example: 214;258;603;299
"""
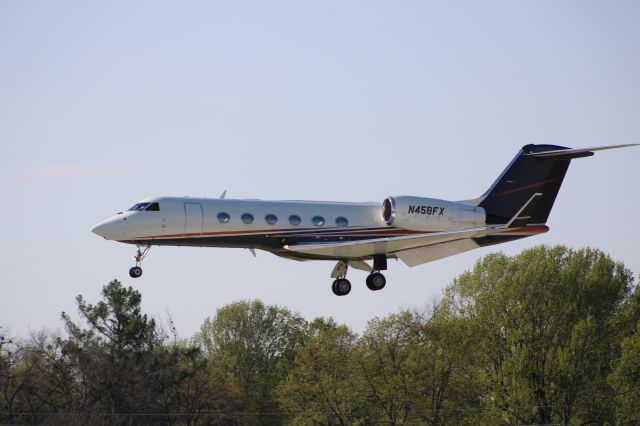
129;266;143;278
332;278;351;296
366;273;386;291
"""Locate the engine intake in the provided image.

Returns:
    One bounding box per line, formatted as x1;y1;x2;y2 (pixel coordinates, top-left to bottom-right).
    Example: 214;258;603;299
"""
382;196;396;225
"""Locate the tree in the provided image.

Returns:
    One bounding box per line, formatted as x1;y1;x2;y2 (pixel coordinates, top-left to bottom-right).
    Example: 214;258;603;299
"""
443;245;634;425
148;339;243;426
410;308;483;425
277;318;366;426
0;329;39;424
356;309;481;426
57;280;245;425
356;312;421;425
609;323;640;424
197;300;307;425
60;279;160;419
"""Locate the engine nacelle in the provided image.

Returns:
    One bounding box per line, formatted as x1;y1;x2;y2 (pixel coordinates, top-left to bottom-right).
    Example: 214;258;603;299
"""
382;196;486;231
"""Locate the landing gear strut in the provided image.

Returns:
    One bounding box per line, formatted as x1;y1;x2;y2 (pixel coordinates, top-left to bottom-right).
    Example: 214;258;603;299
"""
129;245;150;278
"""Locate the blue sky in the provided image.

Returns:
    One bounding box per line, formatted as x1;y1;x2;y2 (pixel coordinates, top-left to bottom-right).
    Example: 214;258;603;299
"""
1;1;639;338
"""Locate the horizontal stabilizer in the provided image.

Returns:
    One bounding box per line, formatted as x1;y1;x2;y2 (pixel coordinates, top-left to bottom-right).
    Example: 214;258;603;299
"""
525;144;638;159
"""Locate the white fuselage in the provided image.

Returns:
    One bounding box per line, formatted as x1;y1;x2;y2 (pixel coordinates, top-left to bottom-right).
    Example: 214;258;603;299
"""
91;196;488;259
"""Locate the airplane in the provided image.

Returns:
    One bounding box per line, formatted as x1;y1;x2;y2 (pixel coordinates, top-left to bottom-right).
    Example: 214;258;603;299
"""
91;143;637;296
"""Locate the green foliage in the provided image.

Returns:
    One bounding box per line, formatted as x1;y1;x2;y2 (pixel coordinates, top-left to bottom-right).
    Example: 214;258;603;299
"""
443;246;634;425
412;312;484;425
197;300;308;425
63;279;158;353
1;280;247;425
60;279;160;416
356;309;482;425
1;245;638;425
277;318;365;426
357;312;421;425
609;323;640;424
147;339;244;425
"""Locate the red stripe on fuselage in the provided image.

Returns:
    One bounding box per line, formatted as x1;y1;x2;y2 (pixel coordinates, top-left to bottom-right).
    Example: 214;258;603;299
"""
137;227;320;239
136;226;400;240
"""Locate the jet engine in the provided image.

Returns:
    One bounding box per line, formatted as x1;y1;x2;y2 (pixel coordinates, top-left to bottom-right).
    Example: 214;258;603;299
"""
382;196;485;232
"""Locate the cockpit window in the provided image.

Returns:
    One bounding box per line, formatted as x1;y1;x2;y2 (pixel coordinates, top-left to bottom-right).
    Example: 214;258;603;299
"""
129;203;150;211
145;202;160;211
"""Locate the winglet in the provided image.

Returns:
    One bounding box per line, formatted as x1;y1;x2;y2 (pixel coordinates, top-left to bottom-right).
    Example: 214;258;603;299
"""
220;190;227;199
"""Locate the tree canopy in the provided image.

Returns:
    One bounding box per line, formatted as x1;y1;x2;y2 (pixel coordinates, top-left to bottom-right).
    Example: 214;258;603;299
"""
1;245;638;425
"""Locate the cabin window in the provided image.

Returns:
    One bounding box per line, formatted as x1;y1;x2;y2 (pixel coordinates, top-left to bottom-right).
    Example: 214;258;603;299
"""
217;212;230;223
145;202;160;211
335;216;348;227
312;216;325;226
289;215;301;226
129;203;150;211
265;214;278;225
241;213;254;224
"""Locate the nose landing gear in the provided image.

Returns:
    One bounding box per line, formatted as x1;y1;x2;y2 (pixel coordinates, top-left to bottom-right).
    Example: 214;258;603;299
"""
129;245;151;278
129;266;143;278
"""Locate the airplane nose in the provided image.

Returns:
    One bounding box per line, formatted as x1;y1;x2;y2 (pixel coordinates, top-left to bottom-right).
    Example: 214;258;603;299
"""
91;218;124;240
91;223;107;237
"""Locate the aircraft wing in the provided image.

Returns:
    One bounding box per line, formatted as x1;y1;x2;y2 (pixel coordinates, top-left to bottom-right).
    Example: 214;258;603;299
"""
283;226;506;267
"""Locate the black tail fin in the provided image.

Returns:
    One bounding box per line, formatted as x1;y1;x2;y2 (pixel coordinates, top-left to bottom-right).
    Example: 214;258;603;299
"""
478;144;586;225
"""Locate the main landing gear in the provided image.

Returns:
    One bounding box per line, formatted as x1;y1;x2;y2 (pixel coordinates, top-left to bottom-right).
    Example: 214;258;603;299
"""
129;245;150;278
330;260;351;296
366;272;386;291
329;257;387;296
332;278;352;296
367;255;387;291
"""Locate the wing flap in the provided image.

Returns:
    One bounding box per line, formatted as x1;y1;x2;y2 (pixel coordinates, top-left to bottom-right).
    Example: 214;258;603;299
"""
395;238;480;267
283;226;503;259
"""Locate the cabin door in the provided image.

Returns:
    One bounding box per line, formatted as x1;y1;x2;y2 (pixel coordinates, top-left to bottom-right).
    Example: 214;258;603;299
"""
184;203;203;236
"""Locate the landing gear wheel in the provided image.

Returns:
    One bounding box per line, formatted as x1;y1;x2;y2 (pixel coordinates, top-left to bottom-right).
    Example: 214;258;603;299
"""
332;278;351;296
129;266;143;278
366;272;386;291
